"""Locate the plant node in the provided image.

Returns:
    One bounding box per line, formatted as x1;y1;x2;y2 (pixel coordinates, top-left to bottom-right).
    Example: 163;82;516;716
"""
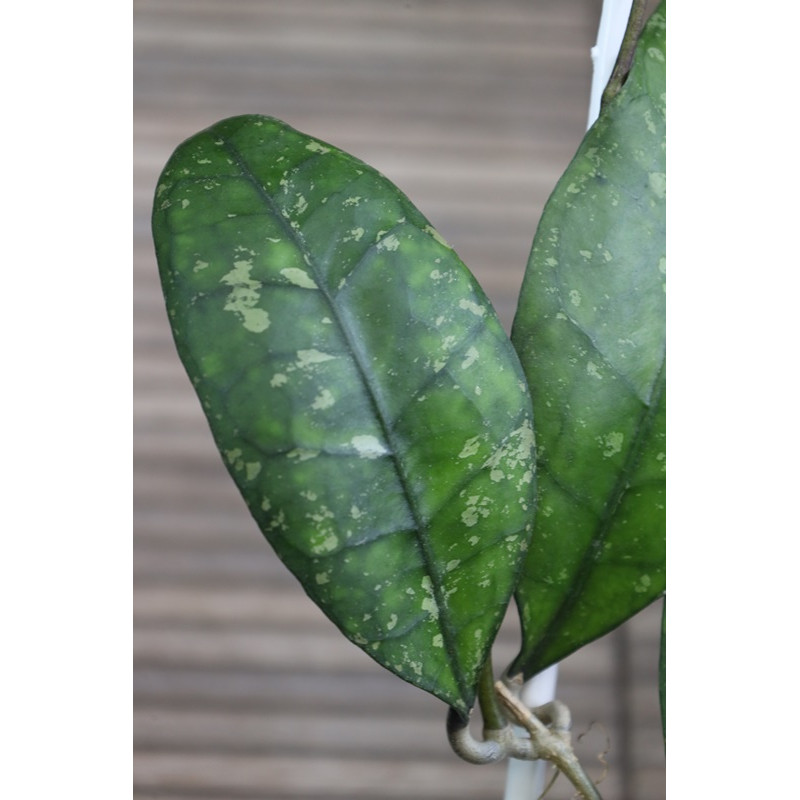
446;676;603;800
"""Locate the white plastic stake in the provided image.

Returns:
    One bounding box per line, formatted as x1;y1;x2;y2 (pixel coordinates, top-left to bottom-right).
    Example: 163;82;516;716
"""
588;0;634;127
502;664;559;800
502;3;633;797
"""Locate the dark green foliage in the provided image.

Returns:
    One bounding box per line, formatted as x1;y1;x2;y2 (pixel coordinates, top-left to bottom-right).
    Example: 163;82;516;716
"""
509;1;666;679
152;1;666;716
152;116;536;713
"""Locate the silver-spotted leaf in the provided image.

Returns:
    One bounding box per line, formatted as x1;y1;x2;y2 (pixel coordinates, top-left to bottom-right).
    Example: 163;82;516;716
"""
152;115;536;713
659;600;666;741
509;2;666;679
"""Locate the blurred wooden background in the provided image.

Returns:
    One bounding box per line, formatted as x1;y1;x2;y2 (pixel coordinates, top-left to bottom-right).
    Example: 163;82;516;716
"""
133;1;665;797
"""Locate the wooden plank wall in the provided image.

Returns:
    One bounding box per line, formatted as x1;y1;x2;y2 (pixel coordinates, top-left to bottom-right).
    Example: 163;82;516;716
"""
134;1;665;797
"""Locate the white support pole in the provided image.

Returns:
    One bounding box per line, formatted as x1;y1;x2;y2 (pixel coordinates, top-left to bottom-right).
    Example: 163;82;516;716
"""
502;3;632;797
502;664;559;800
588;0;635;128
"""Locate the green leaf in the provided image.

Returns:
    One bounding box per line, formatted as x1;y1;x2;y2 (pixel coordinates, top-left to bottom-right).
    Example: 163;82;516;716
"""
659;600;666;743
508;2;666;679
152;115;536;713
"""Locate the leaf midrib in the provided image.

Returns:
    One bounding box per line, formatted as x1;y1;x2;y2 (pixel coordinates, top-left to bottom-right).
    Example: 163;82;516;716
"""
517;354;665;675
218;129;471;707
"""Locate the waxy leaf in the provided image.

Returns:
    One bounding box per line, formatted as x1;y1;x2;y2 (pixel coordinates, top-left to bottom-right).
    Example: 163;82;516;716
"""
659;600;666;741
509;3;665;679
152;115;536;713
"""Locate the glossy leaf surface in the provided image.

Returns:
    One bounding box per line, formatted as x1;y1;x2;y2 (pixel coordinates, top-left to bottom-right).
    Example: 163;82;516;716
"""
509;3;666;679
659;600;666;742
152;116;536;713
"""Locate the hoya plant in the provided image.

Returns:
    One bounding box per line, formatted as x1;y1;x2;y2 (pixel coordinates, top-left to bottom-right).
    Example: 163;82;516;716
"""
151;2;665;797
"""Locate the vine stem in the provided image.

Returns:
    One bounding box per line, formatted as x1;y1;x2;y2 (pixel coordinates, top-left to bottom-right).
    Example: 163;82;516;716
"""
502;666;558;800
587;0;635;127
495;682;602;800
600;0;647;111
478;657;506;732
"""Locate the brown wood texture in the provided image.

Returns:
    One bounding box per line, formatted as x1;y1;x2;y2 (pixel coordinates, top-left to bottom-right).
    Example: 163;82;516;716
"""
134;1;665;797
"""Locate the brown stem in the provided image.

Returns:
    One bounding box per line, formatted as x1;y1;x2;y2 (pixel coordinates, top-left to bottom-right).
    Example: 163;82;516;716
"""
601;0;648;111
495;681;603;800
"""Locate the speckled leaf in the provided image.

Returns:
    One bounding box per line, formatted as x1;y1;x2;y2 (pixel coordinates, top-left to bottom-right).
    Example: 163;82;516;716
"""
508;3;665;679
152;115;536;714
659;600;666;742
